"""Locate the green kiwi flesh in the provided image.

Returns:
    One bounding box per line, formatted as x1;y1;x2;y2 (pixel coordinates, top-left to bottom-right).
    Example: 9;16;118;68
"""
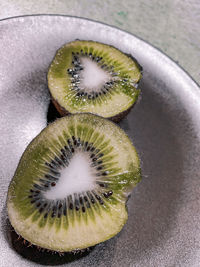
7;113;141;252
48;40;142;121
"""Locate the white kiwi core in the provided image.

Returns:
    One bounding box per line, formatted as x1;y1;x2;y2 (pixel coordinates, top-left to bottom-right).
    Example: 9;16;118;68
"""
44;151;96;200
79;57;111;92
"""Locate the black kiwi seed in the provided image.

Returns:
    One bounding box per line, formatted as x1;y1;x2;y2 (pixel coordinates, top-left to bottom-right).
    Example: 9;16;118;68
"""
45;162;55;169
63;205;67;216
103;192;108;198
84;141;88;148
103;190;113;198
67;68;73;74
45;174;58;182
60;153;66;162
97;167;103;171
39;208;44;213
51;212;56;218
94;193;104;205
60;148;66;155
91;198;95;204
39;178;47;184
76;138;81;147
75;206;79;211
54;156;63;166
87;192;95;204
51;159;59;167
67;139;71;145
84;196;88;202
64;145;68;151
90;146;95;152
33;184;43;191
72;136;77;146
79;197;83;205
86;146;91;151
107;190;113;196
82;207;86;213
51;206;56;217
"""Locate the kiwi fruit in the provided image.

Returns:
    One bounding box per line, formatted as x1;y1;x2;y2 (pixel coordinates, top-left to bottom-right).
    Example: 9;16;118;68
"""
7;113;141;252
48;40;142;122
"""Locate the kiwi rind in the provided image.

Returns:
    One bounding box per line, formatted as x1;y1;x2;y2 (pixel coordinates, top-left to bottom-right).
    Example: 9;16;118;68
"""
7;113;141;252
47;40;142;121
51;90;140;123
49;93;141;125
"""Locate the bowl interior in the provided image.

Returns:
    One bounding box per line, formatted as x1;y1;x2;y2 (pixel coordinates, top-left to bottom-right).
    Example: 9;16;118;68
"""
0;15;200;267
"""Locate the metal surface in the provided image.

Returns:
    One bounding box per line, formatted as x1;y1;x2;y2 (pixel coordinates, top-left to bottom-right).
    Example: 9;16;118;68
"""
0;15;200;267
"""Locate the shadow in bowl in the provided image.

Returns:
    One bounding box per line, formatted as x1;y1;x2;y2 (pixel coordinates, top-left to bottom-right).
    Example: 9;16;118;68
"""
47;100;61;124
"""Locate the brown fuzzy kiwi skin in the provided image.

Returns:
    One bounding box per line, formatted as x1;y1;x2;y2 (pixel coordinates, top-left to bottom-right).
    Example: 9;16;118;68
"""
10;225;92;255
51;92;141;123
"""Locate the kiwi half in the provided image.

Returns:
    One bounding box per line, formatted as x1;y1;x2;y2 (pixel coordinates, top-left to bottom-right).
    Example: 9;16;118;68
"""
48;40;142;121
7;114;141;252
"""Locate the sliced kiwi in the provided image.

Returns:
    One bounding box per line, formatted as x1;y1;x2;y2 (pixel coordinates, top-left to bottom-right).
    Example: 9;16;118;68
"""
7;113;141;252
48;40;142;122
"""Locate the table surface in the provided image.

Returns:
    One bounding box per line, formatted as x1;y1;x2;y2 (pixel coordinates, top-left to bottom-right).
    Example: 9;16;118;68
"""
0;0;199;85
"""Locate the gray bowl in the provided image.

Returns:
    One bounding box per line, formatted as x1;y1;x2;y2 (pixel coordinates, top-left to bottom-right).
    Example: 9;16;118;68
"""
0;15;200;267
